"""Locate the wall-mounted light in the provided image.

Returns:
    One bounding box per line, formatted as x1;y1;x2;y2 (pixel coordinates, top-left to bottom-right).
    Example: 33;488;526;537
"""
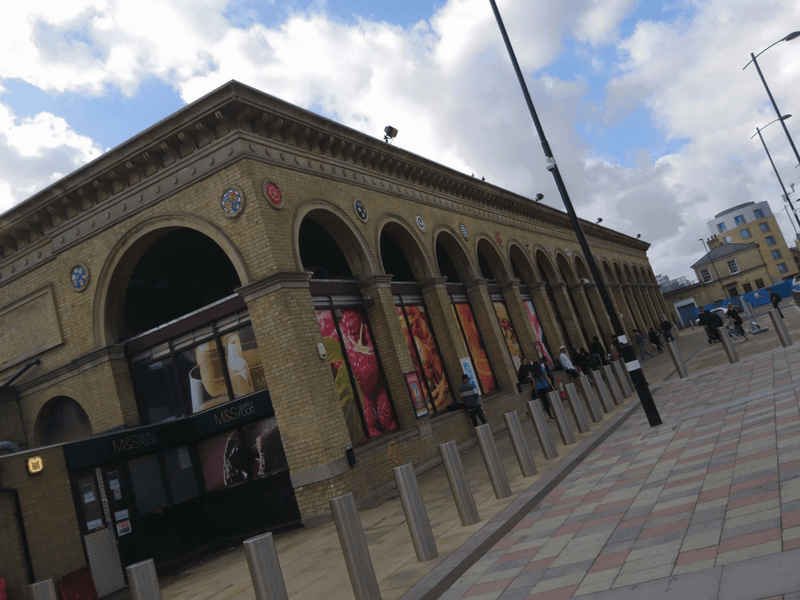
534;193;544;202
636;234;641;239
383;126;398;143
596;218;603;224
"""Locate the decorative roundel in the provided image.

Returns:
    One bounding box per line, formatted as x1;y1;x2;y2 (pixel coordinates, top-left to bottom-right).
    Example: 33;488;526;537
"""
460;223;469;240
495;231;503;245
220;187;245;218
547;244;552;252
70;263;89;292
416;214;426;232
565;248;571;256
354;199;368;222
262;180;284;210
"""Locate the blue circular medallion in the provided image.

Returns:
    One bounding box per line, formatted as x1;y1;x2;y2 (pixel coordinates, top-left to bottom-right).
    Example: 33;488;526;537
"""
354;199;368;222
460;223;468;240
221;188;244;217
70;263;89;292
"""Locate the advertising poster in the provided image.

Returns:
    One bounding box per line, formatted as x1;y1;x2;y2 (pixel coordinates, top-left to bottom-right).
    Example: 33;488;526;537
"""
453;303;497;393
492;301;523;371
397;305;451;411
459;357;480;395
404;371;429;418
524;300;553;365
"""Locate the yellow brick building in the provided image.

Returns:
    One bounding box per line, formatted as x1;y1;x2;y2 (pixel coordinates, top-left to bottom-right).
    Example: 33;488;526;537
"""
0;81;671;597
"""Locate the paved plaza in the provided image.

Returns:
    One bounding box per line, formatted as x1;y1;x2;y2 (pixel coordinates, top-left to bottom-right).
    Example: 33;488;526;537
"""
141;305;800;600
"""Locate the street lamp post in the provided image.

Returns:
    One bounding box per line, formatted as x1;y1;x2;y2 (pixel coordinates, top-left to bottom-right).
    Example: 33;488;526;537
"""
752;114;800;230
486;0;662;426
745;32;800;220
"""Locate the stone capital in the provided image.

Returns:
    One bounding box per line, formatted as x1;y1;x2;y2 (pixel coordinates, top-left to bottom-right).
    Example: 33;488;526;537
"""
419;276;448;293
356;274;394;293
236;271;312;303
500;279;521;293
465;278;489;292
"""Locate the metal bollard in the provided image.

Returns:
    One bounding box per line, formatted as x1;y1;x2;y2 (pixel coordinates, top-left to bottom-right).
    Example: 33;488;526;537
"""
717;326;739;363
547;390;576;445
28;580;57;600
330;493;382;600
438;441;480;525
503;411;537;477
244;532;289;600
602;365;625;406
589;369;615;413
576;374;603;423
667;341;689;379
526;400;558;460
127;559;162;600
475;424;512;498
393;463;438;562
770;310;793;347
564;383;590;433
613;360;634;397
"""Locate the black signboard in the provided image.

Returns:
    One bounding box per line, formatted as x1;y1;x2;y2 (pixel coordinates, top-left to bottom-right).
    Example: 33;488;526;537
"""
64;389;273;471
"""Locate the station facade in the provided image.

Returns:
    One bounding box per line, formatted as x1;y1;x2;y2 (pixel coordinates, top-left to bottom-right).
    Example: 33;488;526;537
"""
0;81;671;598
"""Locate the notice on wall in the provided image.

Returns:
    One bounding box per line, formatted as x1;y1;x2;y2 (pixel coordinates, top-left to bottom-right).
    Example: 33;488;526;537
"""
116;521;132;536
114;509;129;522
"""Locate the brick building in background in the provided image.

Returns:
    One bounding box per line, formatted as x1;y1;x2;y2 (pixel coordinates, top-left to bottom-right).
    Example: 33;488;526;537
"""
0;81;670;598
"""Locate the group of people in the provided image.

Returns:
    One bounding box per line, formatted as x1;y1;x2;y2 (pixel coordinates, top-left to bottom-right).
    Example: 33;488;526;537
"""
630;319;675;360
697;303;750;343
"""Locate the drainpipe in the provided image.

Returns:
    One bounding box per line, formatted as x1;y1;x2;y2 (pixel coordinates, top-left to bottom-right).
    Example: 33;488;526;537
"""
0;486;35;583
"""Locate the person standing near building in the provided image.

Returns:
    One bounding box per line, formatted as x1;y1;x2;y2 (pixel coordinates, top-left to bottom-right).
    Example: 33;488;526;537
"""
530;360;554;421
660;319;674;343
590;335;608;366
459;374;487;427
767;287;784;318
648;327;664;353
632;329;653;360
558;346;580;378
726;303;748;340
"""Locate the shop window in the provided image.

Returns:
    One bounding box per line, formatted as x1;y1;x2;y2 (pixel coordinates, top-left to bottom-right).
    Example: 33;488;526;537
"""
760;222;771;233
772;249;783;260
766;236;776;246
129;313;267;424
315;302;397;442
734;215;746;225
778;263;789;274
197;417;287;491
395;302;451;413
727;260;739;274
754;208;765;219
450;300;498;394
743;283;753;293
700;269;712;283
163;447;200;504
492;300;523;371
717;222;727;233
741;228;752;239
755;279;765;288
76;473;105;533
129;455;170;515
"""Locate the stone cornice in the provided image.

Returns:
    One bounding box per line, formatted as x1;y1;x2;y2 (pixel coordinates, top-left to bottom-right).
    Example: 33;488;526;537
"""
16;345;126;394
465;278;489;292
500;279;521;293
236;271;312;303
356;274;394;292
0;81;647;279
419;276;448;293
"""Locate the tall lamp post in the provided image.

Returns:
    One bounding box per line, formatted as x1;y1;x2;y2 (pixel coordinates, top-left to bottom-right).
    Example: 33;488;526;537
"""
745;32;800;219
486;0;661;426
752;114;800;230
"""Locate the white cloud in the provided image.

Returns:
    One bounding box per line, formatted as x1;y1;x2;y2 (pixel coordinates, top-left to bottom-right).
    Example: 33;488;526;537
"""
3;0;800;285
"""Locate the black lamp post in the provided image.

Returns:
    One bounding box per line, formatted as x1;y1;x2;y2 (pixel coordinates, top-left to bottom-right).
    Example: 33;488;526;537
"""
486;0;661;426
752;114;800;230
745;32;800;221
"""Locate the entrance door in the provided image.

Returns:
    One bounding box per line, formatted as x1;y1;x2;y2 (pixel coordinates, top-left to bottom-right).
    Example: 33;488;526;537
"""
101;464;137;575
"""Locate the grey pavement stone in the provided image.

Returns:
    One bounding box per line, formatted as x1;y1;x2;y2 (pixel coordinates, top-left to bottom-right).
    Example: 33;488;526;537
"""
691;503;728;525
504;569;545;591
496;588;531;600
720;515;781;541
717;546;800;599
537;558;595;582
605;525;642;544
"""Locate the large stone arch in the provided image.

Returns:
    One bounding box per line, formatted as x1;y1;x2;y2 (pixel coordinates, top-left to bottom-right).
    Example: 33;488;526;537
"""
475;235;511;283
509;242;539;283
293;200;377;278
375;215;435;281
33;390;93;447
92;213;251;348
535;249;561;285
602;259;617;285
555;252;579;285
433;226;479;283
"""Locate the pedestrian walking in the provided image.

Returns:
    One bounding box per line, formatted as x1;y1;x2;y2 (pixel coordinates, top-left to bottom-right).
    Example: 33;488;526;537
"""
648;327;663;353
632;329;653;360
530;360;554;421
459;374;487;427
767;287;784;318
660;318;674;342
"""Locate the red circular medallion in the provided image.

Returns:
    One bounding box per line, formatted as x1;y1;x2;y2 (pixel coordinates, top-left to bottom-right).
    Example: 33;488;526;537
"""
495;232;503;245
263;181;283;208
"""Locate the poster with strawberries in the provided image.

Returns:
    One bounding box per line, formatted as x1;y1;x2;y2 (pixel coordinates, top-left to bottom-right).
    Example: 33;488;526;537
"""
524;300;553;365
452;303;497;393
397;305;451;411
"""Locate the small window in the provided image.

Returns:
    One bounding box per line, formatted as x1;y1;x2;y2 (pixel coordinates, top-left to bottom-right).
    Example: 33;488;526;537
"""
772;249;783;260
766;235;776;246
741;228;752;239
743;283;753;293
754;209;765;219
723;235;732;244
734;215;746;225
760;222;771;233
727;260;739;274
755;279;765;289
717;222;727;233
700;268;712;283
778;263;789;274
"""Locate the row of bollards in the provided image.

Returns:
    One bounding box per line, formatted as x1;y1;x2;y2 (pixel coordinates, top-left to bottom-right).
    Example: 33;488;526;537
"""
38;371;626;600
665;308;794;379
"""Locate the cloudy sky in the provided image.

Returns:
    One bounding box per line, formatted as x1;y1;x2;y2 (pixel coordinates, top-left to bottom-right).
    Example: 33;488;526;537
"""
2;0;800;281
